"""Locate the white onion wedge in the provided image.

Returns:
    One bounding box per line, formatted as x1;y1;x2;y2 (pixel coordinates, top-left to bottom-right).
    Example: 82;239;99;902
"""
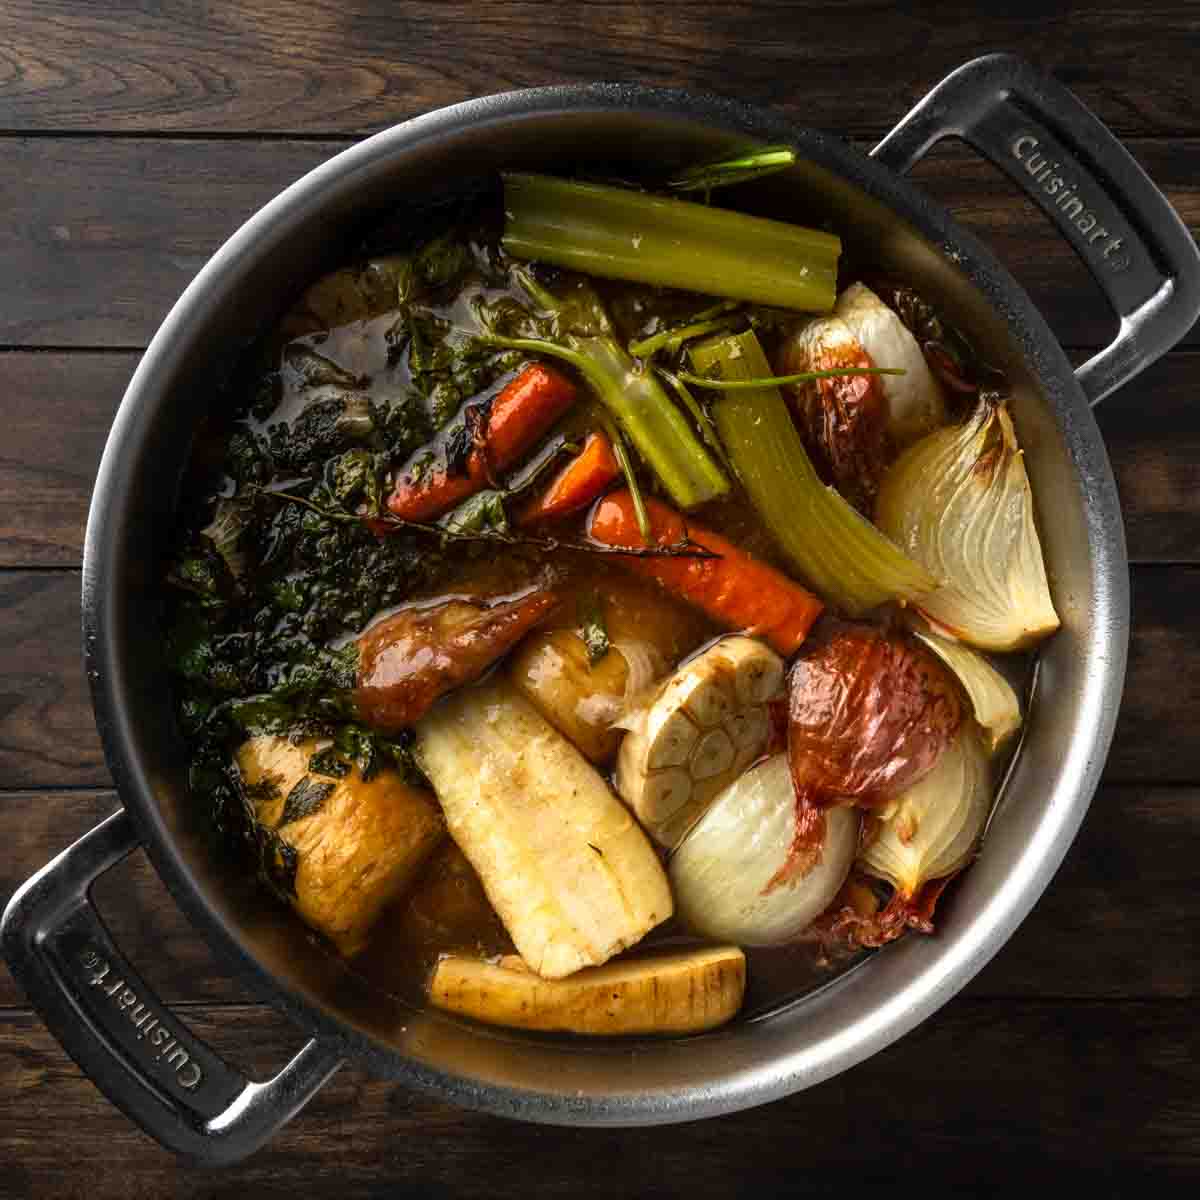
835;282;946;445
860;726;991;898
670;754;859;946
876;397;1060;652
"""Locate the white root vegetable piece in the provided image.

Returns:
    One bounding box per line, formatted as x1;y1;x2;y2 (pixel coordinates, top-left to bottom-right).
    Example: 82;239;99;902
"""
616;636;784;848
415;679;672;980
670;754;859;946
237;735;443;955
834;282;946;445
509;629;659;764
429;946;746;1035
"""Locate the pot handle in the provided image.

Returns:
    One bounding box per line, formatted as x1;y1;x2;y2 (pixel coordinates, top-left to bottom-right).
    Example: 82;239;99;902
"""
0;809;342;1165
871;53;1200;406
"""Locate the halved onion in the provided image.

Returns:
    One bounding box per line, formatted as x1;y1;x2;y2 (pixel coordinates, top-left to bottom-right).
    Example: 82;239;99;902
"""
834;282;946;446
909;621;1022;752
875;397;1060;651
670;754;859;946
859;725;991;899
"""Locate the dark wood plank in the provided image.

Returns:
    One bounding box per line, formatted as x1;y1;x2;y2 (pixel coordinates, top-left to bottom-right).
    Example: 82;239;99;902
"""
2;778;1193;1011
0;352;129;566
1109;567;1200;783
1097;353;1200;564
0;999;1195;1193
1;137;1196;350
966;784;1199;999
0;138;339;347
2;566;1193;790
3;349;1195;570
1;2;1197;139
0;571;107;788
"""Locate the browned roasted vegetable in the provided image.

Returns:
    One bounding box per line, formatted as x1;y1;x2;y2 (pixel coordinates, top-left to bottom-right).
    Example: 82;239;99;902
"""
238;735;444;955
775;314;892;512
787;623;963;810
354;589;559;731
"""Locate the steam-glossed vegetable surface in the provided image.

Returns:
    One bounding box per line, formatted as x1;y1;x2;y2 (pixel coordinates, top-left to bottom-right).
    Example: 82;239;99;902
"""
164;152;1056;1035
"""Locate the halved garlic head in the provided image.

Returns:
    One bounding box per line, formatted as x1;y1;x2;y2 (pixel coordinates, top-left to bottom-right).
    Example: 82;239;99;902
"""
859;725;991;899
670;754;859;946
876;397;1060;652
616;636;784;848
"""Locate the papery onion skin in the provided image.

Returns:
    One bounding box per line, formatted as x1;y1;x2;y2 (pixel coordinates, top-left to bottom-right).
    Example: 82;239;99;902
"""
909;620;1022;752
787;623;963;810
875;397;1060;652
822;875;956;948
834;282;947;446
858;724;992;900
775;314;892;513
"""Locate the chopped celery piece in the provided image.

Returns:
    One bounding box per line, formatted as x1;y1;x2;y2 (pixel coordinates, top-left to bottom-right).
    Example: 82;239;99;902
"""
655;367;734;474
502;173;841;313
480;275;728;511
690;330;936;615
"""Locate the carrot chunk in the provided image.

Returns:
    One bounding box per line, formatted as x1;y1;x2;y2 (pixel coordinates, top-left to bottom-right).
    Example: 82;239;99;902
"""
517;431;620;525
588;491;823;656
387;363;576;522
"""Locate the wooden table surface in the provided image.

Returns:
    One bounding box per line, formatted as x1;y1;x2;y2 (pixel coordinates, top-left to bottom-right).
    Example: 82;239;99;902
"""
2;2;1198;1193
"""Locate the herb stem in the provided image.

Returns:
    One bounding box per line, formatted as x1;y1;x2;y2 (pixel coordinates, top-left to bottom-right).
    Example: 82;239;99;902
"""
677;366;905;390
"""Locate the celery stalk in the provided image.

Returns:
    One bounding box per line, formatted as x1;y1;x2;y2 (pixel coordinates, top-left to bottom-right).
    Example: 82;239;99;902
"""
479;274;728;511
502;173;841;313
690;330;935;615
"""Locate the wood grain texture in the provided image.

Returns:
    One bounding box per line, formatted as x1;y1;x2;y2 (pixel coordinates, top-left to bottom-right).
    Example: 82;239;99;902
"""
0;571;107;788
0;999;1196;1195
0;137;1195;349
1;1;1197;138
1;780;1194;1012
0;352;128;566
4;350;1197;569
0;139;338;347
3;567;1194;790
0;4;1197;1178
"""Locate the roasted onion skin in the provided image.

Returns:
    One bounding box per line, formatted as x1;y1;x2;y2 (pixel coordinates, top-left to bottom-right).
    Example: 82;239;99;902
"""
355;589;559;732
787;623;963;808
776;321;891;514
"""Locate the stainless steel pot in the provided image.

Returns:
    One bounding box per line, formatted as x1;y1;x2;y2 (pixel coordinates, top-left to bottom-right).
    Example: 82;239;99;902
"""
5;55;1198;1164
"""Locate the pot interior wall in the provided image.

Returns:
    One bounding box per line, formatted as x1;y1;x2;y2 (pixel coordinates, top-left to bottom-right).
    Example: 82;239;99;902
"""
90;102;1123;1117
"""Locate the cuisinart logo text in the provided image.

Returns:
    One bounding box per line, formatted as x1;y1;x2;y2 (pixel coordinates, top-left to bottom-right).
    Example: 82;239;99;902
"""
1011;134;1131;271
80;946;203;1091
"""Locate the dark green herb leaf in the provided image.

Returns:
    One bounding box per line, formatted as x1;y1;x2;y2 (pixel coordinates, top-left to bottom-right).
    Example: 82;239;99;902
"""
261;830;300;899
280;775;336;825
308;746;352;779
578;592;610;666
442;489;509;535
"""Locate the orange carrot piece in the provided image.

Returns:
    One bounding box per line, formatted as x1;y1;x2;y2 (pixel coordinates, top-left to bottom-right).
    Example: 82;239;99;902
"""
517;431;620;525
387;363;576;522
588;491;823;656
484;363;577;467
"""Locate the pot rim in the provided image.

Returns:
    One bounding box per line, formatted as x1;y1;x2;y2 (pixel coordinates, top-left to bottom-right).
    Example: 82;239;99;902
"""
81;82;1129;1122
